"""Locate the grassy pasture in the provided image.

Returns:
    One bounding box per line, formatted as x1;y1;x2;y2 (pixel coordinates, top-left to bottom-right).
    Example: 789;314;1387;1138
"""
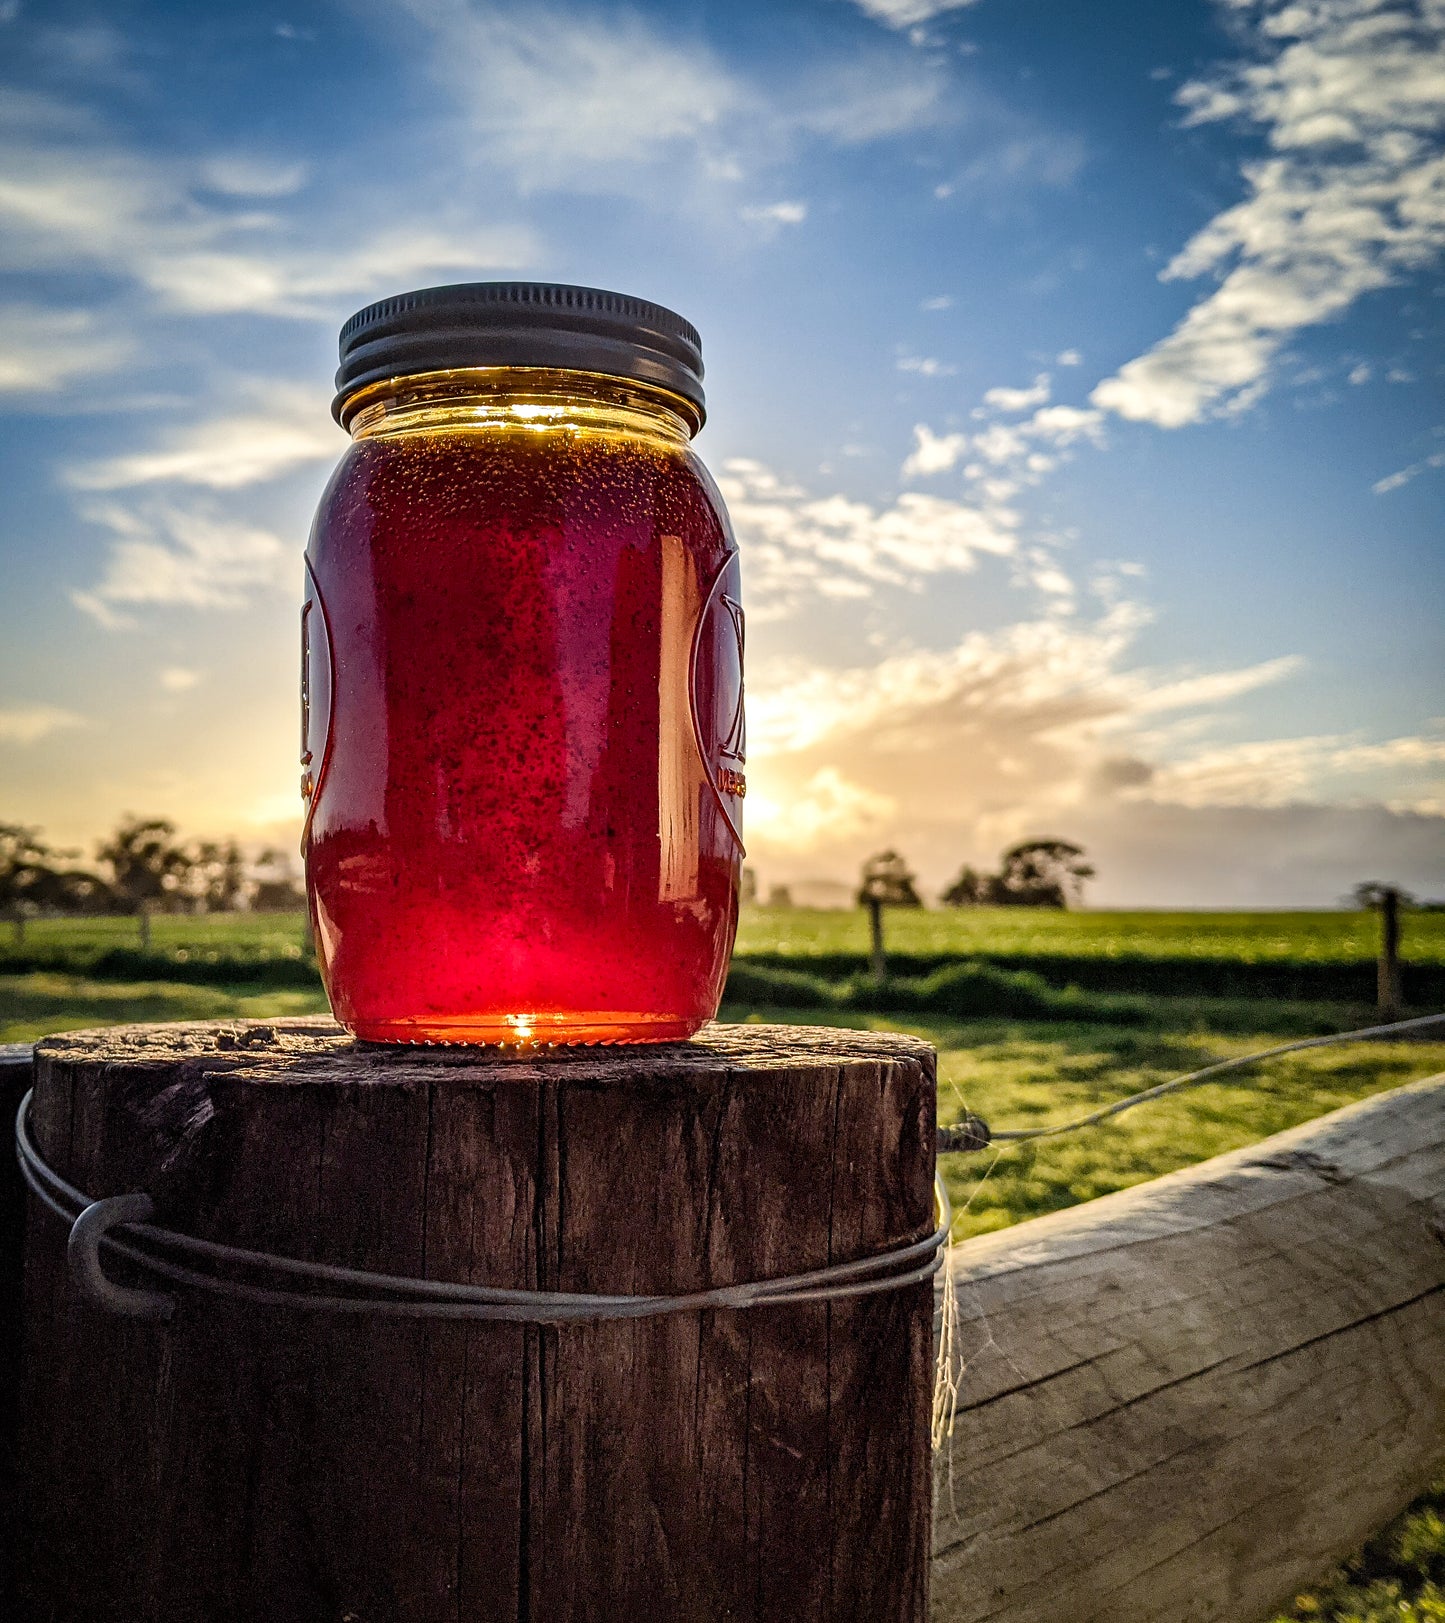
6;907;1442;1007
737;906;1445;964
10;905;1442;963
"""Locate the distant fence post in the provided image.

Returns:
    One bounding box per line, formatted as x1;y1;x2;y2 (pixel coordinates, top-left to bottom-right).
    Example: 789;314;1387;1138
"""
868;895;888;983
1378;886;1403;1016
17;1019;935;1622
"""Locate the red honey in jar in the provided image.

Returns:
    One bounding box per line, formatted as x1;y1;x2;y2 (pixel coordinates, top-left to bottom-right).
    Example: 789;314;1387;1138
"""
303;283;744;1045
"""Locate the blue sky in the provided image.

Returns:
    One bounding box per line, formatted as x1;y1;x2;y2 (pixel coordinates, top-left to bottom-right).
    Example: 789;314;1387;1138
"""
0;0;1442;904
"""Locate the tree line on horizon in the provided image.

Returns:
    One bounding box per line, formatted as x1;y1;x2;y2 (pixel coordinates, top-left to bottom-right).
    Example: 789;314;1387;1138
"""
860;840;1097;911
0;817;306;942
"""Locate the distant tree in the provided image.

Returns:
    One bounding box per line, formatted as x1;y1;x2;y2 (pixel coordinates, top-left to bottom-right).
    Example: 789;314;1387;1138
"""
188;840;247;912
0;824;109;941
740;866;759;907
96;816;193;946
989;840;1095;909
857;849;923;910
764;884;794;910
1351;881;1416;911
941;865;988;908
250;848;307;913
0;824;59;944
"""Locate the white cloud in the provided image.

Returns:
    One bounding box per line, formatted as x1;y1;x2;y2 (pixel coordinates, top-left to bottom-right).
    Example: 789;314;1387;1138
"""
1056;349;1082;367
922;294;953;310
740;199;808;229
0;703;86;744
848;0;982;30
717;457;1017;613
1091;0;1445;428
72;500;292;627
0;303;134;393
1024;404;1105;446
901;399;1104;483
898;354;957;377
901;423;970;476
983;373;1050;412
158;667;203;692
66;382;340;490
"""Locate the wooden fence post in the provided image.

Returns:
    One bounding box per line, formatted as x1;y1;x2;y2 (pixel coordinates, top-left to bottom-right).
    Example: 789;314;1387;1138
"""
1;1041;34;1617
16;1018;935;1623
1378;885;1403;1015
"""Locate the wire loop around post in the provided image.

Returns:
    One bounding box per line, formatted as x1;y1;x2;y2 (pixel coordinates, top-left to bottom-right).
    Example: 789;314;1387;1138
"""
67;1193;175;1321
15;1090;947;1326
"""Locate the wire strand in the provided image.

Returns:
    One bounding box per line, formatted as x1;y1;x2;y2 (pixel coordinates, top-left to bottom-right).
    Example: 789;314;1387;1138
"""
985;1010;1445;1144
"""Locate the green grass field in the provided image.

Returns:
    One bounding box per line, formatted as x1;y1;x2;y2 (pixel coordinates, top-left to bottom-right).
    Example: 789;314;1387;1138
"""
9;904;1441;963
737;905;1445;964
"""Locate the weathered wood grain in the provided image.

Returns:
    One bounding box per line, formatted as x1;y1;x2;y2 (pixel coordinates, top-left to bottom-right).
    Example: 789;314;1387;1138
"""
1;1041;34;1619
17;1018;935;1623
931;1073;1445;1623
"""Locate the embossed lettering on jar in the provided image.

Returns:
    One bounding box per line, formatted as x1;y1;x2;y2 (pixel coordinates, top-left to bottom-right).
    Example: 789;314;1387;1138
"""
303;283;744;1045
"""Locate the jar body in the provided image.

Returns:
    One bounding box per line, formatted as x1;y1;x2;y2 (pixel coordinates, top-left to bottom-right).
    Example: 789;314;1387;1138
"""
302;377;744;1044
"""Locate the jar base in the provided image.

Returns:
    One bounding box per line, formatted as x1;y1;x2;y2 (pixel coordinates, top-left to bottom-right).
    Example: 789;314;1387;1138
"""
344;1010;708;1048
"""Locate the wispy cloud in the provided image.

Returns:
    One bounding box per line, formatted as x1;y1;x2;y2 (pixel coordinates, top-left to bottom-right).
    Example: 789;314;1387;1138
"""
66;382;340;490
1374;435;1445;493
937;132;1087;195
0;89;537;319
0;302;134;393
1134;730;1445;809
394;0;948;199
198;155;310;198
0;703;87;744
396;0;739;189
71;500;292;628
1092;0;1445;428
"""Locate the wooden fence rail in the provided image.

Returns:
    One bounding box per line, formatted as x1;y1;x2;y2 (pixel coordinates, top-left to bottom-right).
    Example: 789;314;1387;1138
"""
932;1072;1445;1623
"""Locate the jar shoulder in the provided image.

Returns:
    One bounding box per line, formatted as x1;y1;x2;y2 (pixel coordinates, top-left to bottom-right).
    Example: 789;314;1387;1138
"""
308;431;736;563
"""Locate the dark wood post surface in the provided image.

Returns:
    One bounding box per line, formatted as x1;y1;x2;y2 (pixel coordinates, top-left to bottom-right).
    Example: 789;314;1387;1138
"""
17;1018;935;1623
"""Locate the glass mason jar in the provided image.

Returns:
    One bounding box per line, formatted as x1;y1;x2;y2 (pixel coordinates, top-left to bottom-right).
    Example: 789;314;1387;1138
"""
303;283;744;1045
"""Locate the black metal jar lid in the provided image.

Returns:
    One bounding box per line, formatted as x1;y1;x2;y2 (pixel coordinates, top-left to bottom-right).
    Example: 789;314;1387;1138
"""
333;281;705;430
